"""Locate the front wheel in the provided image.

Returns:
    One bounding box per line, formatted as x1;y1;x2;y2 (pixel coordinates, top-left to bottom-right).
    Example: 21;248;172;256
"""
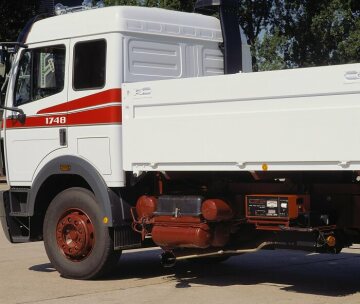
43;187;121;279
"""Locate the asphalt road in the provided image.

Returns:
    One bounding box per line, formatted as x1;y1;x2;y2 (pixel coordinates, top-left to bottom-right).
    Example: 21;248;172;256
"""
0;190;360;303
1;227;360;303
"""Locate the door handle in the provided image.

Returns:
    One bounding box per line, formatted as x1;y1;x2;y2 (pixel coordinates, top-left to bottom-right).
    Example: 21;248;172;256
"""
59;128;67;146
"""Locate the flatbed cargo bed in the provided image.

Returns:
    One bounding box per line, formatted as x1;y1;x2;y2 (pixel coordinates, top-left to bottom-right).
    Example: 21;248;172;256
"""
122;63;360;173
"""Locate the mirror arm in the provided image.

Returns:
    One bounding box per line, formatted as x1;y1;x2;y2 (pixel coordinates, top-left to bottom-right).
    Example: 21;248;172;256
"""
0;105;26;124
1;105;24;115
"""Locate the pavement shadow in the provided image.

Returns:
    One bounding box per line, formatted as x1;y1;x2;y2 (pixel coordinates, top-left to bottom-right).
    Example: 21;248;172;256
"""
29;263;56;273
108;248;360;297
29;248;360;297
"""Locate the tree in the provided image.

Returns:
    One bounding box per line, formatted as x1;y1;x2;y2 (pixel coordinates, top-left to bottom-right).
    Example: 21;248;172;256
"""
0;1;37;89
265;0;360;68
104;0;139;6
105;0;195;11
1;0;359;72
337;18;360;63
238;0;275;70
255;29;287;71
0;1;37;42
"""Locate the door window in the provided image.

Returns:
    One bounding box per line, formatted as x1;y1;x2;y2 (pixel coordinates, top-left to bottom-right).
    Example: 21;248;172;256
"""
14;45;65;106
73;39;106;90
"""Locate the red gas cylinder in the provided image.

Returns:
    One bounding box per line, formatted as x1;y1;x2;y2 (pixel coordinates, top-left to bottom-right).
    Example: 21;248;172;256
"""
136;195;157;218
152;223;212;248
211;224;231;247
201;199;233;221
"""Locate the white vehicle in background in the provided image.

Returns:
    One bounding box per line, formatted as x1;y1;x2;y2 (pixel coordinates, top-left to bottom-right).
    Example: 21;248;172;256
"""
0;0;359;280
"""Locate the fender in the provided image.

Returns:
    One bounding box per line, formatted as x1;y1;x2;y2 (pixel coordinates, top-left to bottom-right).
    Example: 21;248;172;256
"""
29;155;129;226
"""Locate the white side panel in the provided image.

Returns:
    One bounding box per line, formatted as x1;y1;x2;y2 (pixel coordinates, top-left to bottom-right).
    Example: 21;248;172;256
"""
122;63;360;173
77;137;111;175
201;47;223;76
6;130;61;183
124;38;183;81
123;36;224;82
68;125;125;187
30;126;125;188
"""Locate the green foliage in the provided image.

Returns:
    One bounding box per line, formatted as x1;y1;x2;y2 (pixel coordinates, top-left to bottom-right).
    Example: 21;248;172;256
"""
266;0;360;68
105;0;195;11
0;0;37;42
256;29;287;71
0;0;359;71
337;18;360;63
238;0;274;70
104;0;140;6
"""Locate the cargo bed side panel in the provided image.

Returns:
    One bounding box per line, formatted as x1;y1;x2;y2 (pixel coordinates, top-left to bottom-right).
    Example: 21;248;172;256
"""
122;64;360;172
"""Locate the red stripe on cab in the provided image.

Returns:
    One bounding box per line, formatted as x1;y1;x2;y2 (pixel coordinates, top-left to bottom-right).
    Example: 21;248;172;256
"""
68;106;122;126
37;88;122;114
5;106;122;129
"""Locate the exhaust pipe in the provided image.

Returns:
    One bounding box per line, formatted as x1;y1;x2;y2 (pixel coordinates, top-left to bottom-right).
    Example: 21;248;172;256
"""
161;242;273;267
195;0;243;74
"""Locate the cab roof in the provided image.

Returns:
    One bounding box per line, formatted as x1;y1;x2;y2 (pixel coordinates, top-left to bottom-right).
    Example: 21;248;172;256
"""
26;6;222;44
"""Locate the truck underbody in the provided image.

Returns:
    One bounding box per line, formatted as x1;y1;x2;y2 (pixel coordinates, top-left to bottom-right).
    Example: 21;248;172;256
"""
128;170;360;264
116;61;360;268
3;168;360;279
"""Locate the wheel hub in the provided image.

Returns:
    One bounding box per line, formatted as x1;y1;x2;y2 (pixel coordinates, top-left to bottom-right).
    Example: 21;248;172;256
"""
56;208;95;261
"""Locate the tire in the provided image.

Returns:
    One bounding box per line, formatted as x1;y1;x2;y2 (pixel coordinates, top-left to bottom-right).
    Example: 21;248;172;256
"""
43;187;121;280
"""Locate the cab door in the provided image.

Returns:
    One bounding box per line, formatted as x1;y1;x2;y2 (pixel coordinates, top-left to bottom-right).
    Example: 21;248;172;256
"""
4;40;69;185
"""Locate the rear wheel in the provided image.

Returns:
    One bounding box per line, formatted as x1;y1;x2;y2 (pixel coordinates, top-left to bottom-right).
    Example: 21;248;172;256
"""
43;187;121;279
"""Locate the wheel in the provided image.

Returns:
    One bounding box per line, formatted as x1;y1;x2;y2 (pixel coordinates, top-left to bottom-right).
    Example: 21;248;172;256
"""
43;187;121;279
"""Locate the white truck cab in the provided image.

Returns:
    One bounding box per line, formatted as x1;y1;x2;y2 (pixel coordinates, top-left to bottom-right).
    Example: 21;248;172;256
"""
3;5;251;188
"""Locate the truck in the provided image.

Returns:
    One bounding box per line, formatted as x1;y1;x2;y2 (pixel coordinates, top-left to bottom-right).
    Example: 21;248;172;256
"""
1;0;360;280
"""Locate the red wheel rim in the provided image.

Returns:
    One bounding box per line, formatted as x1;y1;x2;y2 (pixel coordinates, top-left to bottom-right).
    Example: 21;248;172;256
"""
56;208;95;262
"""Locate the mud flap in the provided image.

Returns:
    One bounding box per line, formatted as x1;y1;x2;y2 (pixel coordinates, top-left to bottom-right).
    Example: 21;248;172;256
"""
0;190;11;242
